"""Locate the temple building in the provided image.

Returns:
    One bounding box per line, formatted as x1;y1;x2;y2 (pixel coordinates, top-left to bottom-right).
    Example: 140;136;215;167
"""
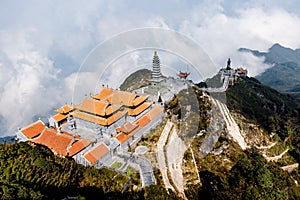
49;104;74;128
236;67;248;77
151;51;163;86
16;120;92;160
17;120;46;142
177;71;190;79
16;86;164;170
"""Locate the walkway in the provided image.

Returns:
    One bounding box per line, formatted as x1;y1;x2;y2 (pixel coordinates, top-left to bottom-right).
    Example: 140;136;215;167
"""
212;98;246;150
263;149;289;162
201;76;229;93
117;152;156;187
255;142;277;150
166;126;187;195
157;120;175;191
281;163;299;173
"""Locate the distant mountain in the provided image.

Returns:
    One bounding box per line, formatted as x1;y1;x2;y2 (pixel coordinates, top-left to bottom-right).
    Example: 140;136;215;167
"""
0;136;15;144
119;69;152;91
239;44;300;99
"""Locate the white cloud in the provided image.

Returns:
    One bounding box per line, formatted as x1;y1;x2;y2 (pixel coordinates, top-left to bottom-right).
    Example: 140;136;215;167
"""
179;5;300;75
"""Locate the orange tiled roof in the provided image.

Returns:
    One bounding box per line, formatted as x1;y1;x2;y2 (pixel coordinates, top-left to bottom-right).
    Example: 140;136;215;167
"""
75;98;109;116
116;122;138;133
92;88;114;100
68;139;91;157
236;68;247;74
61;130;80;138
84;143;110;164
105;104;122;115
72;109;127;126
105;91;137;106
116;133;130;143
133;95;149;106
20;120;45;139
135;115;151;127
106;110;127;125
54;105;73;114
93;88;150;107
145;106;163;120
116;106;163;144
128;102;152;116
32;128;73;156
72;111;107;125
52;113;68;122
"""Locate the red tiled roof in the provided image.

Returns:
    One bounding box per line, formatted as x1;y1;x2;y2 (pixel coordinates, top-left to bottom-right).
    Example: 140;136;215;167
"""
52;113;68;122
68;139;91;157
32;129;73;156
20;120;45;139
177;72;190;78
54;105;73;114
84;143;110;164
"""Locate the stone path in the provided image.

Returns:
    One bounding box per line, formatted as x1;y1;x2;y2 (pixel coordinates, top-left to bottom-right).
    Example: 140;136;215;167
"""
166;126;187;195
281;163;299;173
157;120;175;191
255;142;277;150
201;76;229;93
213;98;246;150
263;149;289;162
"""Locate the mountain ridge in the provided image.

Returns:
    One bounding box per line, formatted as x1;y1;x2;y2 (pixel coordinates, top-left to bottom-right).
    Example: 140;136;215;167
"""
239;44;300;99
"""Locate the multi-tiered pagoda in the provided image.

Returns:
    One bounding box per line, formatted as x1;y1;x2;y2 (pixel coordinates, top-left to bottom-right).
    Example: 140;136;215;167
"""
151;51;163;86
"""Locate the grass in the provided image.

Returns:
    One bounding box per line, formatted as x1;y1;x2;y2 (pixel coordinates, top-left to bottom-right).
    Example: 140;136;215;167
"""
110;161;123;170
194;135;244;177
182;148;200;187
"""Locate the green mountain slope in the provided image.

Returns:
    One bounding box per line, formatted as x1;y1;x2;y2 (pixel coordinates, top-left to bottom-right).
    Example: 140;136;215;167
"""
226;77;300;140
0;142;178;199
185;77;300;199
119;69;152;91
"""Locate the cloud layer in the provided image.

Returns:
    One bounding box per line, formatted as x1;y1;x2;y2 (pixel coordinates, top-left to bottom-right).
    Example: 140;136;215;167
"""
1;0;300;135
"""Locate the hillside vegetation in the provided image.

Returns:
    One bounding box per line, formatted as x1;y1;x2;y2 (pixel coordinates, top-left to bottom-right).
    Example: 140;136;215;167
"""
119;69;152;91
0;141;178;199
185;76;300;199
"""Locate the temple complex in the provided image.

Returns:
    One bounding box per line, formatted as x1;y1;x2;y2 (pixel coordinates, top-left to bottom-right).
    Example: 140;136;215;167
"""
16;85;164;173
219;58;248;86
15;50;197;187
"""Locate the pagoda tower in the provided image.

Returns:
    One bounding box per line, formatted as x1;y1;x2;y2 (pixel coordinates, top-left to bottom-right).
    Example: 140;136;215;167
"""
151;51;163;85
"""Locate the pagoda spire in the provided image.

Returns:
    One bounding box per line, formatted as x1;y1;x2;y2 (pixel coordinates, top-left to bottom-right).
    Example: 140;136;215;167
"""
151;50;162;85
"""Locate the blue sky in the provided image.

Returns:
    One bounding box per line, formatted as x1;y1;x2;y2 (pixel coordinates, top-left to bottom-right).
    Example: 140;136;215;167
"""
0;0;300;135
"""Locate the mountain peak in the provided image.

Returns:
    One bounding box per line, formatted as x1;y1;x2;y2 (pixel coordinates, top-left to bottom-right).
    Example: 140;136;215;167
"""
270;43;286;50
268;43;293;54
